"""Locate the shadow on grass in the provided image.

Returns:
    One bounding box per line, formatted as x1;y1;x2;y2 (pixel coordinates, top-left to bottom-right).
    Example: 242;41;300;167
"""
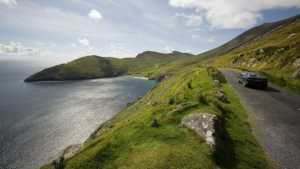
213;102;237;169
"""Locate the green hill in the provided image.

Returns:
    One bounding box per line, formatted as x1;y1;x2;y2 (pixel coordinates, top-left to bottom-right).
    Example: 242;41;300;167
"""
25;51;195;82
208;15;300;92
199;15;300;59
25;56;125;82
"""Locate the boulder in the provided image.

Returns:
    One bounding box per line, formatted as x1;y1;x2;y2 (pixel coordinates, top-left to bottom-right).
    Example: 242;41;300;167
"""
182;113;218;148
288;33;297;39
292;69;300;79
293;58;300;68
213;80;221;87
215;90;229;103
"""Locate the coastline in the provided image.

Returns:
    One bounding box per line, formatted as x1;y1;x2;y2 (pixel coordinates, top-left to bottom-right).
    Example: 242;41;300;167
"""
42;76;156;168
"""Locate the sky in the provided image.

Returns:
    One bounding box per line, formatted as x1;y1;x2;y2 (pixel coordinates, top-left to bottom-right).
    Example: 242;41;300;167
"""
0;0;300;64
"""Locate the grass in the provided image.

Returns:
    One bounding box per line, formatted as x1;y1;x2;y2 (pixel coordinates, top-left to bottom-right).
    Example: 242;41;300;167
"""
39;15;300;169
26;51;196;82
211;17;300;93
41;66;272;169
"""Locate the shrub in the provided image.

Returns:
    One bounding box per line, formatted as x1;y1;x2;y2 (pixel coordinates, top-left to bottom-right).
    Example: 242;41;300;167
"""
151;118;160;128
207;67;227;83
169;96;176;105
187;81;193;89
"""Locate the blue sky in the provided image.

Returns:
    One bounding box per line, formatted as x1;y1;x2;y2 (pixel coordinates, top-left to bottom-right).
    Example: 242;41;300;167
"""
0;0;299;64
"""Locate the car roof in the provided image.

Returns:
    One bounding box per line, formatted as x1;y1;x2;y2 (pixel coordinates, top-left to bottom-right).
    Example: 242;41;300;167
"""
241;72;266;78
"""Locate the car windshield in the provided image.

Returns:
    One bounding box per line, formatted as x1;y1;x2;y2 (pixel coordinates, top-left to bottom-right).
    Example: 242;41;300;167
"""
248;73;257;77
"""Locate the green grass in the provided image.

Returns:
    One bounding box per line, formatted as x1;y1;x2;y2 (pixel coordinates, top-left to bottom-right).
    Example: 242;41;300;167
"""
37;14;300;169
26;51;196;82
41;67;272;169
211;17;300;93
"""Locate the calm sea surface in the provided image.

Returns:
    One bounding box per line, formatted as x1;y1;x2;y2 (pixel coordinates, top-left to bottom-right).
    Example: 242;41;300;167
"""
0;60;155;169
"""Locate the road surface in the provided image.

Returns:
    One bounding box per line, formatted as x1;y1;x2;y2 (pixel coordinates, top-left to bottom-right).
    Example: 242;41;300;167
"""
221;70;300;169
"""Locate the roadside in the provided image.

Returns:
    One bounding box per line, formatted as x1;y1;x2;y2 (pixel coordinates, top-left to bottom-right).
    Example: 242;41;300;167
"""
221;69;300;169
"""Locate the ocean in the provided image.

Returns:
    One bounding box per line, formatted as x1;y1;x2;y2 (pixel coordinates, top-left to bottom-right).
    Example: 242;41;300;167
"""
0;60;155;169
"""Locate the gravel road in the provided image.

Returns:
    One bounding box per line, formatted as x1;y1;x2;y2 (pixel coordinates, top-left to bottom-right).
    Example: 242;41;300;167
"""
221;69;300;169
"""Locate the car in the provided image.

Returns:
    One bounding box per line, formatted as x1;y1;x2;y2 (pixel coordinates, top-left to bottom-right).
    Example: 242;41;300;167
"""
238;72;268;89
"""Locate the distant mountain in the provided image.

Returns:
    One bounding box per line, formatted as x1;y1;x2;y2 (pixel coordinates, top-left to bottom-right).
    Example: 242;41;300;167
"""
25;51;194;82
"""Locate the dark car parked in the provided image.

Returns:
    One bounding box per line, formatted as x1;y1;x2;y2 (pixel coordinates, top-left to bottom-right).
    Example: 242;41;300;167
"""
239;72;268;89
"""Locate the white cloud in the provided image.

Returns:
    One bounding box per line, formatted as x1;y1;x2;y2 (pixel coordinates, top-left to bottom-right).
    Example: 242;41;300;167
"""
71;43;77;48
169;0;300;29
175;13;203;27
107;42;135;58
78;37;90;46
88;9;102;20
191;34;199;39
0;41;43;56
0;0;17;6
163;46;174;53
207;37;215;43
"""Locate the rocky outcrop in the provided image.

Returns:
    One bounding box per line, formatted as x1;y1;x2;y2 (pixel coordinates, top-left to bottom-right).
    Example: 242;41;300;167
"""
182;113;218;148
292;69;300;79
215;90;229;103
293;58;300;68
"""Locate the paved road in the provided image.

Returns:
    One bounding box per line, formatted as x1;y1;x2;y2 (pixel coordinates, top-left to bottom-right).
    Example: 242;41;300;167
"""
221;70;300;169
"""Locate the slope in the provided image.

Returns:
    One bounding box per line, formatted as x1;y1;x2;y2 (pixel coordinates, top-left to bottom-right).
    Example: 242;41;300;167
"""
207;15;300;92
41;66;272;169
199;15;300;59
25;51;195;82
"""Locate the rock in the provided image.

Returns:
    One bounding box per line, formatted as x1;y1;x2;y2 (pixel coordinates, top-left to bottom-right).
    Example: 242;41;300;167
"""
288;33;297;39
293;58;300;68
182;113;218;148
292;69;300;79
249;58;257;66
259;48;265;54
213;80;221;87
215;90;229;103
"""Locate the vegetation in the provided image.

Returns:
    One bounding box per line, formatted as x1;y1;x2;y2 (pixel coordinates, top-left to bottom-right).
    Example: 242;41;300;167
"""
41;67;272;169
38;14;300;169
25;51;195;82
207;15;300;93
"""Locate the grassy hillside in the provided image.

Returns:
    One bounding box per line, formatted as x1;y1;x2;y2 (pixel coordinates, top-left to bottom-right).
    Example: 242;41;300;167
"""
206;15;300;93
36;14;300;169
41;66;272;169
25;51;195;82
199;15;299;59
25;56;127;82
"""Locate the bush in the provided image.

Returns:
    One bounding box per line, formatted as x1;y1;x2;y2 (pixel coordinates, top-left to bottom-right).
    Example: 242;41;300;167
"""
207;67;227;83
52;157;64;169
151;118;160;128
187;81;193;89
169;96;176;105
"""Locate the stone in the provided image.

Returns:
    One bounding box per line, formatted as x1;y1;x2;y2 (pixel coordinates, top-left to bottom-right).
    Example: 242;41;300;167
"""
181;113;217;148
249;58;257;64
213;80;221;87
256;48;264;55
288;33;297;39
292;69;300;79
215;90;229;103
293;58;300;68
